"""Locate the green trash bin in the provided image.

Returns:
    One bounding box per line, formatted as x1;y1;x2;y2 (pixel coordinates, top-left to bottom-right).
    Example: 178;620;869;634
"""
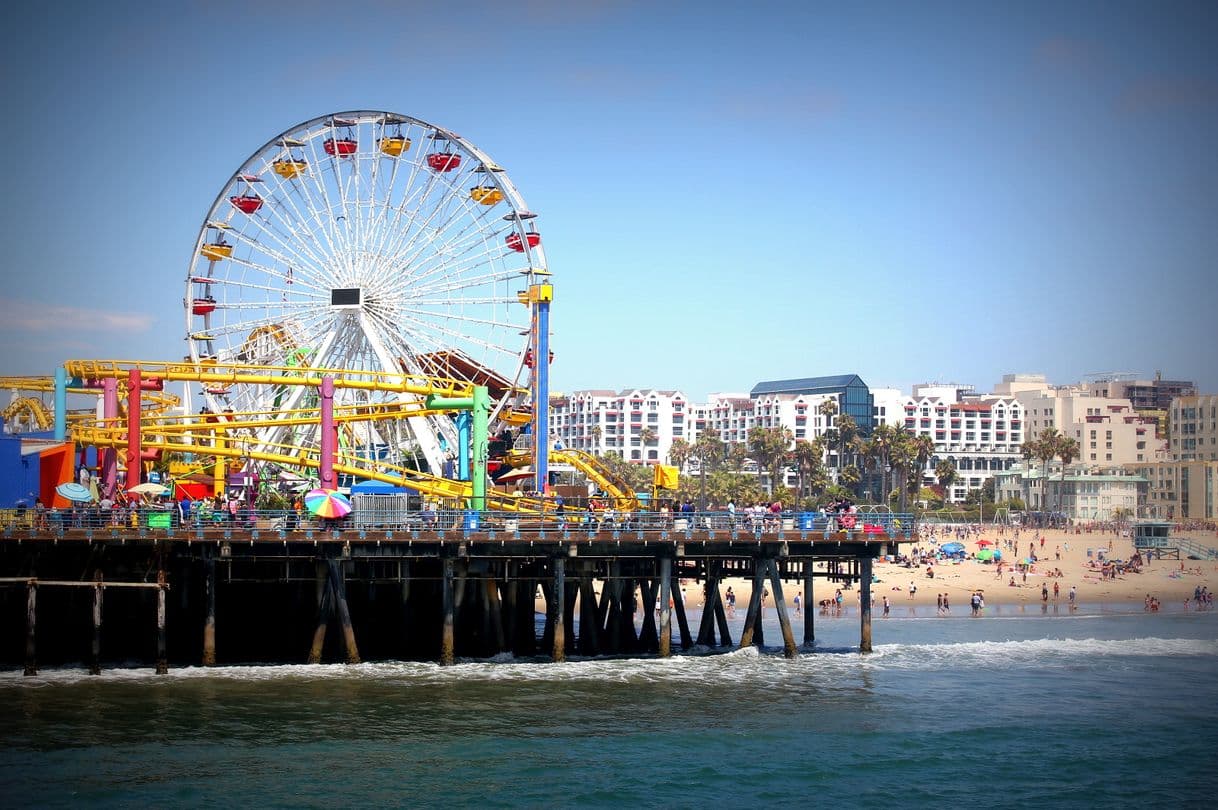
147;511;172;529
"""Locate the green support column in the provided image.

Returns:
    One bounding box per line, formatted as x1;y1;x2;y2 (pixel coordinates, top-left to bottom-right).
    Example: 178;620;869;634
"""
425;386;489;511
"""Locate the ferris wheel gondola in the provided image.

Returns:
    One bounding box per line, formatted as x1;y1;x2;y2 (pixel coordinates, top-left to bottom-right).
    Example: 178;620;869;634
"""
183;110;548;475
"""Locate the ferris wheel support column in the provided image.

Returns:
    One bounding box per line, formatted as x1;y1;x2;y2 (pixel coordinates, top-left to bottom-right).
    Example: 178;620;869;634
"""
101;378;118;498
530;284;553;495
125;369;143;488
319;376;336;490
53;367;67;441
456;412;471;481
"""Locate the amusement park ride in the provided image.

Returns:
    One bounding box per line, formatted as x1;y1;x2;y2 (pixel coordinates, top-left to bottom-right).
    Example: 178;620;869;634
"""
1;111;638;514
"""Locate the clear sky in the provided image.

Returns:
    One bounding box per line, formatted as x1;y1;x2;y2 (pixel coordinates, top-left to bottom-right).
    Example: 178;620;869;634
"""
1;0;1215;400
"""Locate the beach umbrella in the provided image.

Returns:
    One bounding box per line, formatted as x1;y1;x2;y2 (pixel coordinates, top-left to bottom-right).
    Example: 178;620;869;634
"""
304;488;352;518
976;548;995;561
941;542;965;554
128;482;170;496
55;482;94;503
976;539;994;547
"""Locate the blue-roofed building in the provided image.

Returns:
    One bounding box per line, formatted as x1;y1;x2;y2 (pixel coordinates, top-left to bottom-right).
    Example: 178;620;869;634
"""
750;374;874;436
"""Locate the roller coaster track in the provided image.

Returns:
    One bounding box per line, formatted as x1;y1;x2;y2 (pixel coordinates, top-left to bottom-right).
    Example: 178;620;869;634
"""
502;447;640;511
10;360;633;516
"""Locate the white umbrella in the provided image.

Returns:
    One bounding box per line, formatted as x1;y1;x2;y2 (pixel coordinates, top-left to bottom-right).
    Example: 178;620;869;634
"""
128;482;170;496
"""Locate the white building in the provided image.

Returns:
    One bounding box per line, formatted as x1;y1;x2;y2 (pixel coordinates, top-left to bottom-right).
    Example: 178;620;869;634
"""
901;385;1025;502
548;389;690;463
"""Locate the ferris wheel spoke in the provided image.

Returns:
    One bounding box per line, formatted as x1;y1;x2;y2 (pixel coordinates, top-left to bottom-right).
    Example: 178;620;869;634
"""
392;308;520;359
397;306;524;333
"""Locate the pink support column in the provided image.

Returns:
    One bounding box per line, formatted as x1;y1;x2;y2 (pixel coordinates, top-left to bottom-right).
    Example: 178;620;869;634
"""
102;378;118;497
319;376;336;489
125;369;142;488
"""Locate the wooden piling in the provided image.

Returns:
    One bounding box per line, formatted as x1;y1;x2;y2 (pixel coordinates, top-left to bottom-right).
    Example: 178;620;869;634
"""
860;555;873;653
658;558;672;657
24;580;36;676
767;560;798;659
578;574;599;654
670;575;693;650
400;559;411;655
308;561;332;664
713;588;732;647
441;558;455;666
696;574;719;647
739;562;763;649
202;554;216;666
637;578;658;653
551;556;566;662
487;575;506;655
90;580;103;675
156;572;168;675
328;560;360;664
803;559;815;647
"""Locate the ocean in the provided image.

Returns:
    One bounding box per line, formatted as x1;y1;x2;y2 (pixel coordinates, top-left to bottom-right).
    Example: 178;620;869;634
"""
3;606;1217;807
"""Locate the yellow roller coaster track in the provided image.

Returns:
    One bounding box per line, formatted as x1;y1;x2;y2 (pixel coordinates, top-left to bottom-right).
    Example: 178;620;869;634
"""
502;448;640;511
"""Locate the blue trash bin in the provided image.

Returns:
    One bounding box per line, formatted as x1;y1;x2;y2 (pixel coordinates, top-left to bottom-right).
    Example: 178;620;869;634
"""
464;511;480;531
799;512;816;530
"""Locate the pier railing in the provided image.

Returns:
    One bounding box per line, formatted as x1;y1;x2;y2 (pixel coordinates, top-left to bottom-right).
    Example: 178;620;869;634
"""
0;507;916;540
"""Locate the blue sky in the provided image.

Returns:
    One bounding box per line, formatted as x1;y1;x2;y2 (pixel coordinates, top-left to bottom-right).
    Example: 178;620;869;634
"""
1;0;1215;399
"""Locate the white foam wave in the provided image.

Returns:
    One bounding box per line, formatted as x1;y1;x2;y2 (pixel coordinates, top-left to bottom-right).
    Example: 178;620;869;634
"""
1;635;1212;689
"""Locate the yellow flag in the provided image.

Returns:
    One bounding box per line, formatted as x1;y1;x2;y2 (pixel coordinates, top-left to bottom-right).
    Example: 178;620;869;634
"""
653;464;679;490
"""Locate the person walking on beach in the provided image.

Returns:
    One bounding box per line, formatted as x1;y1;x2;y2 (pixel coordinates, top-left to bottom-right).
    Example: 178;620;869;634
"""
882;596;890;617
1042;583;1049;602
1068;585;1077;609
943;594;950;613
1053;581;1060;600
970;591;981;616
936;593;943;615
909;582;917;600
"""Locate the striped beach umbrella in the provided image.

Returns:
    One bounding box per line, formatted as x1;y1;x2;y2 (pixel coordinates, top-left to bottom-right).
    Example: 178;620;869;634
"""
304;488;352;518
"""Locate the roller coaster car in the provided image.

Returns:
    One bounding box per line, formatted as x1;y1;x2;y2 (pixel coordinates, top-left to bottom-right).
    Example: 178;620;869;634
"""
203;385;231;396
505;232;541;252
379;136;410;156
201;242;233;261
324;138;357;157
272;158;308;178
192;297;217;315
230;194;263;214
523;349;553;369
470;186;503;205
427;152;461;172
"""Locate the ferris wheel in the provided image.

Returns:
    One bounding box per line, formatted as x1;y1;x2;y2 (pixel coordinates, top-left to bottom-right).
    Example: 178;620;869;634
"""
184;111;548;474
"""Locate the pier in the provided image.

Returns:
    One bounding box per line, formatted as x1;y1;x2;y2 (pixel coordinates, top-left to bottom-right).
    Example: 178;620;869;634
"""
0;512;912;672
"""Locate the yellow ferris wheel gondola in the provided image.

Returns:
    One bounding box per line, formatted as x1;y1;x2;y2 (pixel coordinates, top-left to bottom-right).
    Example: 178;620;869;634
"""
273;138;309;179
200;221;233;261
379;135;411;156
470;186;504;205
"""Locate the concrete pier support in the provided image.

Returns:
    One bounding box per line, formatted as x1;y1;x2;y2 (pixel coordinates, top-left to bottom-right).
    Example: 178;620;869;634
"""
658;558;672;657
551;556;566;662
860;556;873;653
202;553;216;666
441;558;455;666
803;560;815;647
24;581;36;676
768;560;798;659
156;572;168;675
91;580;103;675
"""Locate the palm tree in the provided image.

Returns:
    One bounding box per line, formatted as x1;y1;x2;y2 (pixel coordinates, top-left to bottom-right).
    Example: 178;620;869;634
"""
935;460;958;505
790;438;825;505
836;414;859;474
667;438;692;471
589;424;602;455
1055;435;1079;515
1019;438;1037;510
911;433;935;494
748;425;793;495
1033;427;1061;511
693;431;726;510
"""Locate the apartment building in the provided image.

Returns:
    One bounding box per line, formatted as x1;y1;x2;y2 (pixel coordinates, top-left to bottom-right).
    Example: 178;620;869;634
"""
1126;460;1217;520
548;389;690;462
1170;394;1218;462
994;465;1146;520
901;384;1025;501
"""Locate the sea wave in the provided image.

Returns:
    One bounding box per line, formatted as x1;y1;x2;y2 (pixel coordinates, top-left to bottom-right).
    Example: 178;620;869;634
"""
2;635;1213;689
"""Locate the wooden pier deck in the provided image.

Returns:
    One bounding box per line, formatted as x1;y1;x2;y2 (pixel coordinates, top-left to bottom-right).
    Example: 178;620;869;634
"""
0;517;913;673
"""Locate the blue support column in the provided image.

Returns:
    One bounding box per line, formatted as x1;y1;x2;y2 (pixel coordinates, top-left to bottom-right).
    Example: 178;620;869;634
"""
456;411;471;481
53;366;67;441
532;289;551;494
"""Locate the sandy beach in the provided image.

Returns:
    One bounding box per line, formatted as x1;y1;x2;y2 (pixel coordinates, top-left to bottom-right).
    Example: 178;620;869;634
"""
670;526;1218;612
